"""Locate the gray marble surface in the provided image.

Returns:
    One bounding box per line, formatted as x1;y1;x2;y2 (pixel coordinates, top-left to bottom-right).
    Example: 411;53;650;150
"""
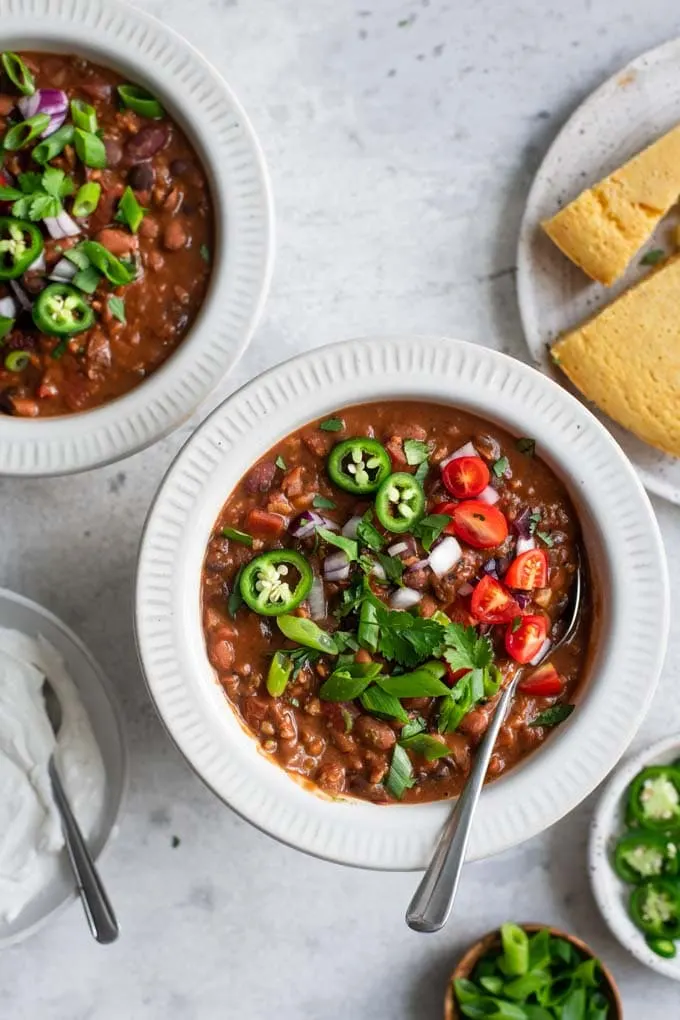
2;0;680;1016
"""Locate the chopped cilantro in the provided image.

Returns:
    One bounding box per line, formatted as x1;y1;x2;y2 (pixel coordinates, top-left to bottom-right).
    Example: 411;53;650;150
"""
414;459;429;485
492;456;509;478
413;513;450;552
319;417;344;432
107;295;126;324
528;511;541;535
275;455;287;470
536;530;554;548
640;249;665;266
516;437;536;457
511;615;522;633
313;494;336;510
530;704;574;728
316;526;358;561
356;509;385;552
403;438;430;466
375;552;405;587
200;244;211;263
227;566;245;618
375;604;446;667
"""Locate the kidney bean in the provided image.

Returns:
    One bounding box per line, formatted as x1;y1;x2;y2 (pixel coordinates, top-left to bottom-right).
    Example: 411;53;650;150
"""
96;228;139;257
244;460;277;494
125;124;170;162
316;762;346;795
354;716;396;751
163;220;188;251
127;162;155;192
103;138;123;167
169;158;190;176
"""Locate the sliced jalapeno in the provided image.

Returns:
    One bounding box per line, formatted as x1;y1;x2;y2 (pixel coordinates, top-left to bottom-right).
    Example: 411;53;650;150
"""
32;283;94;337
630;879;680;938
375;472;426;533
0;217;44;280
613;831;679;884
327;437;391;495
239;550;313;616
647;936;677;959
627;766;680;830
266;651;293;697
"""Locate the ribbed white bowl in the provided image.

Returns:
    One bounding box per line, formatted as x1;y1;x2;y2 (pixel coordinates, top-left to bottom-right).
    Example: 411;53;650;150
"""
0;0;273;475
136;336;669;869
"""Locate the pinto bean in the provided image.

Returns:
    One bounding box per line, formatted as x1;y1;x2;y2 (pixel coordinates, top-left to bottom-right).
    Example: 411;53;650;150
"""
474;432;501;462
208;631;235;671
85;331;112;379
127;162;155;192
103;137;123;167
96;228;139;257
244;460;277;494
125;124;170;162
354;716;396;751
163;220;187;251
139;216;159;239
242;696;269;730
404;566;430;591
317;762;346;795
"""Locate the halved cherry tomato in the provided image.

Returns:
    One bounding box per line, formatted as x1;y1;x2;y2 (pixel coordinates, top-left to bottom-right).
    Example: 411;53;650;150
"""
471;575;520;624
452;500;508;549
446;665;471;685
518;661;563;697
432;500;457;535
504;548;549;590
245;508;286;540
442;456;490;499
505;614;548;664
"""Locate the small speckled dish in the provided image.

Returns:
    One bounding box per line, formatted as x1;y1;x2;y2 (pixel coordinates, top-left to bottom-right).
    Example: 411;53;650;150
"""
0;587;127;948
444;925;623;1019
517;37;680;504
590;734;680;982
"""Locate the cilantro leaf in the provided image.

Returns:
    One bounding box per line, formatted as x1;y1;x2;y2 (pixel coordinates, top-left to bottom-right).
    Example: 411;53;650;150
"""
42;167;73;199
516;437;536;457
107;295;126;324
356;509;385;552
442;622;493;674
275;455;287;471
375;552;404;587
18;172;42;194
529;511;541;535
536;530;554;548
313;494;336;510
319;417;344;432
375;605;446;667
414;459;429;485
492;456;509;478
403;438;430;466
530;704;574;728
640;248;665;266
286;646;323;681
413;513;450;553
316;526;358;562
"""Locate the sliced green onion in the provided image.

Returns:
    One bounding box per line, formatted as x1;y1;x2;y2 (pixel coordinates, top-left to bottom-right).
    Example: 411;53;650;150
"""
1;53;35;96
73;129;107;169
63;245;91;271
500;923;530;976
80;241;136;286
72;266;101;294
385;744;415;799
0;316;14;342
4;349;30;372
115;185;145;233
72;182;101;218
70;98;98;134
4;114;51;151
221;526;253;547
117;83;164;120
32;124;75;165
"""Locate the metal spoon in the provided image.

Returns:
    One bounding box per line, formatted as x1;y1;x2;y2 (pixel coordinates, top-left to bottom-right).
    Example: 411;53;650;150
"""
406;557;583;933
42;680;120;944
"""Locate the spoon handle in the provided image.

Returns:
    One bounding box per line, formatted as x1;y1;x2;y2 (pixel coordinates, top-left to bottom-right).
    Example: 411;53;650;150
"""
405;678;517;933
49;758;119;944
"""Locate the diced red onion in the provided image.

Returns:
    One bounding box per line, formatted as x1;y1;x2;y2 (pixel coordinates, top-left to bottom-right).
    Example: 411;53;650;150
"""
8;280;31;311
326;565;350;582
370;560;387;582
27;252;46;273
428;536;463;577
516;536;537;555
308;575;327;621
389;588;423;610
458;582;475;596
18;89;68;137
530;637;551;666
49;257;78;283
478;485;500;505
512;507;532;540
341;515;362;539
387;541;408;557
483;558;498;579
440;440;477;469
44;211;80;239
511;590;532;610
290;510;338;539
0;296;16;318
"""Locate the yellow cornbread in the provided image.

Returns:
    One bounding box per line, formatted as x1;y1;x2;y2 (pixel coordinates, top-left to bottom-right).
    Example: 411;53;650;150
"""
542;124;680;285
552;254;680;457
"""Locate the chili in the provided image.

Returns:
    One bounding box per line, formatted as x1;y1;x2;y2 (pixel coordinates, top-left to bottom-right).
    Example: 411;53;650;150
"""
627;766;680;830
32;283;94;336
630;879;680;938
613;831;679;884
327;437;391;495
0;217;44;279
239;551;313;616
375;471;425;532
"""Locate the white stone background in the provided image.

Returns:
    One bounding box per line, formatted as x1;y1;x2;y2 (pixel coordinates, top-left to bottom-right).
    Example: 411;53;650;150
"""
2;0;680;1016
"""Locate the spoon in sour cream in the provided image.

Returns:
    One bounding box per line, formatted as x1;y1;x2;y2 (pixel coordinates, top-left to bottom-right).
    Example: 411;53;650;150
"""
42;680;119;944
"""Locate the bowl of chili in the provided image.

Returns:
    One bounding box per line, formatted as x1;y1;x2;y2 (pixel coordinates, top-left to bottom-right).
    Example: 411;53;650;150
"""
590;735;680;982
136;334;669;869
0;0;273;474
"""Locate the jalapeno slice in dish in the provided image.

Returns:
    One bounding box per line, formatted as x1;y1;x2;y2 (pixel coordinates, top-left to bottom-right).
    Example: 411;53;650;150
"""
630;879;680;939
327;437;391;495
0;217;44;280
627;766;680;830
613;831;679;884
32;283;95;336
375;472;425;533
239;550;313;616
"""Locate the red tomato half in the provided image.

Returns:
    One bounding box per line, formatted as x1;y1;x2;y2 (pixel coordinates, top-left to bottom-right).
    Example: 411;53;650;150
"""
504;548;549;590
505;614;548;664
518;662;563;697
445;666;471;685
471;575;520;624
442;456;490;499
452;500;508;549
432;501;457;535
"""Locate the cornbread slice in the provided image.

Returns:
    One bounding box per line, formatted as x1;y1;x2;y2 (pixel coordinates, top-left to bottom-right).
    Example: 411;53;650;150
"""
542;124;680;285
552;254;680;456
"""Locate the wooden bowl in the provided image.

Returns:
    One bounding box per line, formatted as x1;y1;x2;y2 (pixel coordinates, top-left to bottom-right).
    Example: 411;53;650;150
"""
444;924;623;1020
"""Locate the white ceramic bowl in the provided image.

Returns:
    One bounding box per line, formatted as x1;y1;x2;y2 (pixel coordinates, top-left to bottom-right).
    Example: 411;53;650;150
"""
0;0;273;476
135;335;669;870
0;587;127;947
590;735;680;982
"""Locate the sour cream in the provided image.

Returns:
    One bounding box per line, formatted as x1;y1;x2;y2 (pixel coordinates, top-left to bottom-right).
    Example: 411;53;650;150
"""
0;628;105;924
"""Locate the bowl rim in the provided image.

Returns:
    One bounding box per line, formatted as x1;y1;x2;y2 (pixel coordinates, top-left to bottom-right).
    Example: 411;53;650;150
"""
0;0;274;476
589;733;680;982
135;334;669;870
443;924;623;1020
0;585;128;948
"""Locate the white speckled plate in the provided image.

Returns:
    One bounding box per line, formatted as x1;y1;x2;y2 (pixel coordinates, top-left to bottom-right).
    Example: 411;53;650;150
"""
135;335;669;870
0;0;273;476
0;588;127;948
590;735;680;982
517;37;680;504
